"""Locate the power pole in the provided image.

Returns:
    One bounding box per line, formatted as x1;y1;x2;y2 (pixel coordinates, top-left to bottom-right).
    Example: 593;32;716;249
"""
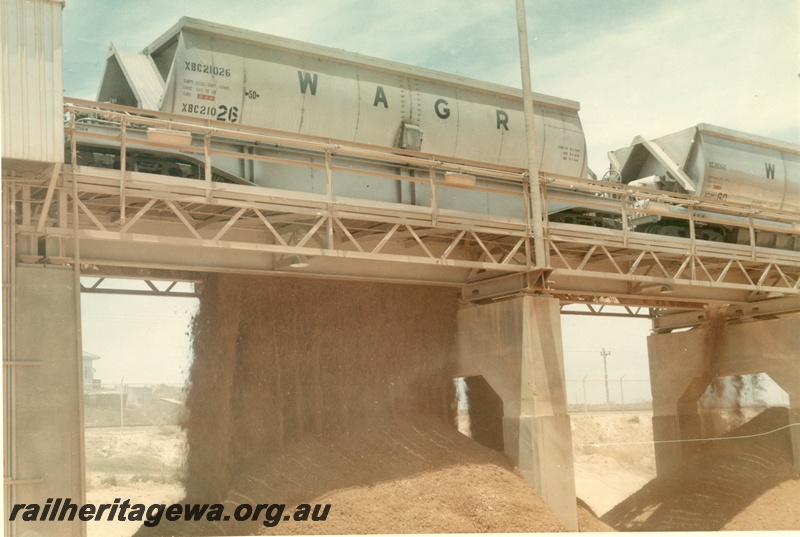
601;348;611;406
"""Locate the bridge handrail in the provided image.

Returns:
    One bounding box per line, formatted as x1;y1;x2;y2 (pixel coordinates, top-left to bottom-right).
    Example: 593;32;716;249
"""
64;99;800;259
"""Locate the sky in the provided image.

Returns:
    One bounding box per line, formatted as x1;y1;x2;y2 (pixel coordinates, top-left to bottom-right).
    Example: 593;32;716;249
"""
62;0;800;174
65;0;798;402
81;289;196;386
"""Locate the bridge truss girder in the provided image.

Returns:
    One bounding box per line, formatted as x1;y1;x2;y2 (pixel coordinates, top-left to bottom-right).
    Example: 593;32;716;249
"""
4;98;800;313
5;162;799;313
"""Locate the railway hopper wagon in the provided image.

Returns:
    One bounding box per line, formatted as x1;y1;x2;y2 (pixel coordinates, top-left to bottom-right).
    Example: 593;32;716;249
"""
610;124;800;250
72;18;799;251
80;17;591;220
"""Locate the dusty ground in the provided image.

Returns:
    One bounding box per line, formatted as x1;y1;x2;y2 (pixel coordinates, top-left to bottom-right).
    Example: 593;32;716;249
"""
87;418;612;536
85;407;798;535
85;426;186;537
570;412;656;516
602;407;800;531
132;417;577;535
85;425;185;485
723;478;800;530
85;483;184;537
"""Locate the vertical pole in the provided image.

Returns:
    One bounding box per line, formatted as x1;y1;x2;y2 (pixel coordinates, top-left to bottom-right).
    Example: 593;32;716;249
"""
688;206;696;280
429;166;438;227
601;348;611;408
21;186;31;227
620;375;626;416
72;166;88;537
515;0;547;268
325;150;334;249
582;375;587;413
325;149;334;200
70;108;77;171
5;176;17;537
621;194;629;247
119;119;127;225
521;174;533;267
204;131;213;201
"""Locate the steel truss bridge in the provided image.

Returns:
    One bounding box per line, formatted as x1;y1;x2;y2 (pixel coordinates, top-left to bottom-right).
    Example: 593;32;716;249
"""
5;99;800;326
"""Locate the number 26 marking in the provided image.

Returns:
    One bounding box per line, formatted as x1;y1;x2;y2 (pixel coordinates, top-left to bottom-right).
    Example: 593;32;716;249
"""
217;105;239;123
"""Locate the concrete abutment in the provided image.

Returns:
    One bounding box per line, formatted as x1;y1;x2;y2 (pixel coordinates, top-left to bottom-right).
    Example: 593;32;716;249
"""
7;266;84;537
648;313;800;475
456;296;578;530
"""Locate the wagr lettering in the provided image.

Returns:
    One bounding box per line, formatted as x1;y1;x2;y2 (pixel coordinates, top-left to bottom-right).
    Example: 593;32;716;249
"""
297;72;513;131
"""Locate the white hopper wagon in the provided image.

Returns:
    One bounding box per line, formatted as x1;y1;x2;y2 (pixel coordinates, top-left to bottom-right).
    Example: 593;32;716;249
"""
610;124;800;249
73;18;798;250
88;17;590;220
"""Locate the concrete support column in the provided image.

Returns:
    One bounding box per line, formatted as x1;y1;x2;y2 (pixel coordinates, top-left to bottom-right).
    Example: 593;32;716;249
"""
649;312;800;475
791;402;800;472
763;363;800;472
457;296;577;530
784;393;800;472
720;315;800;472
647;323;712;475
7;266;83;536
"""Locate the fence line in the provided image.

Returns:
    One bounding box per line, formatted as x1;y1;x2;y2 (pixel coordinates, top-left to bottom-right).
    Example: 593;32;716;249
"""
566;376;791;414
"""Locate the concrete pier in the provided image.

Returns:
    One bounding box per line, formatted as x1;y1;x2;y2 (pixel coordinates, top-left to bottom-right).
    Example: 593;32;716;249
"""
8;266;84;536
648;312;800;475
457;296;578;530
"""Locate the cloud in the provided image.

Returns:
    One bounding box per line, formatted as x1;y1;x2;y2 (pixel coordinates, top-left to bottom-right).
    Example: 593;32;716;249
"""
528;0;798;169
63;0;797;161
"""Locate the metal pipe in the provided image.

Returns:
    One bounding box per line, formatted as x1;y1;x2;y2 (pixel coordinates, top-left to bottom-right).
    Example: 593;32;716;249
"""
5;175;18;537
429;166;438;227
515;0;547;268
120;120;127;225
70;109;77;171
325;150;336;251
71;166;88;534
621;194;629;248
522;174;532;267
11;178;18;520
21;186;31;227
689;206;697;280
204;131;213;201
324;149;334;200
